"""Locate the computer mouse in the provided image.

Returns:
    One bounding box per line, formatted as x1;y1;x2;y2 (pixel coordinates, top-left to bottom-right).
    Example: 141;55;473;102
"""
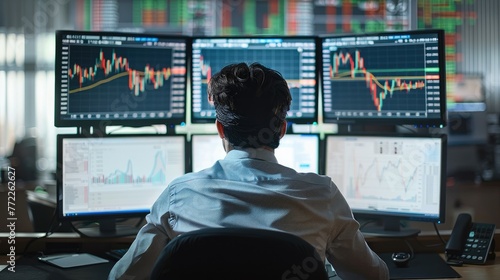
392;252;411;267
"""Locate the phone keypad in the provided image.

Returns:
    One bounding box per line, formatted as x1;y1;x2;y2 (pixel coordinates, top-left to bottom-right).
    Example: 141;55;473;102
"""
459;223;496;264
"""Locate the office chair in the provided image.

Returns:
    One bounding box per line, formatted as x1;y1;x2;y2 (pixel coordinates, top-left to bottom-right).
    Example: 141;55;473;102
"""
150;227;329;280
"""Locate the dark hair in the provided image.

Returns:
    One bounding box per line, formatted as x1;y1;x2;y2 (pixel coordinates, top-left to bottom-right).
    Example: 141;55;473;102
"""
208;62;291;149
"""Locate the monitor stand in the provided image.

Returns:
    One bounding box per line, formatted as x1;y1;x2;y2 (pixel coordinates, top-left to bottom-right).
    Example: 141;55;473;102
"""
77;219;139;238
361;217;421;238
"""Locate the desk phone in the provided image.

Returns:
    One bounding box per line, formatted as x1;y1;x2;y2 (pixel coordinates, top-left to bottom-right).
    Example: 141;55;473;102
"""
445;213;496;265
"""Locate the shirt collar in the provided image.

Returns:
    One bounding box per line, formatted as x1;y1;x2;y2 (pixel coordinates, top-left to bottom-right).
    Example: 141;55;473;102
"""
224;148;278;163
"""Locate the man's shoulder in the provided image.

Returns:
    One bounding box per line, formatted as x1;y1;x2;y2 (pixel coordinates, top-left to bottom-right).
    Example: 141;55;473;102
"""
169;167;216;185
166;161;334;189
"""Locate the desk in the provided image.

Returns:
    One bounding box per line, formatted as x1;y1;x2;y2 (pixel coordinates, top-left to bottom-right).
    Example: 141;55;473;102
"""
1;252;499;279
0;254;116;280
0;233;128;279
386;251;500;280
1;232;499;279
448;258;500;280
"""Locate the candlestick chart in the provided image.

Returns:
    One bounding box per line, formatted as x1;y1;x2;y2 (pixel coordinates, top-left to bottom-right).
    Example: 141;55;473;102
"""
197;51;313;88
327;44;428;113
69;49;180;96
192;45;317;122
66;45;183;115
196;48;303;108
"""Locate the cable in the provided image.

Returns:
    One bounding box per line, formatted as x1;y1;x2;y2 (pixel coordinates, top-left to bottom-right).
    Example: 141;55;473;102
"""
433;222;448;245
23;207;59;255
411;223;447;250
69;221;92;238
403;239;415;260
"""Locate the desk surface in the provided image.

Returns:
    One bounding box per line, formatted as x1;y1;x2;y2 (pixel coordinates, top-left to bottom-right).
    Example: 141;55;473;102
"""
387;252;500;280
0;254;116;280
1;232;499;279
448;258;500;280
1;252;499;280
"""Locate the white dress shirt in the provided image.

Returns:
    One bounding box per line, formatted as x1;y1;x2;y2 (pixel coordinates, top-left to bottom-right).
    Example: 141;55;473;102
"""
109;148;389;280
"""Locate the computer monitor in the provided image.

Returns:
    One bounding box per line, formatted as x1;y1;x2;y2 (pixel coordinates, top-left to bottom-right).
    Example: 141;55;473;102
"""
191;36;318;124
275;134;320;173
190;134;225;173
54;30;189;129
190;134;320;173
56;134;187;237
324;133;447;237
320;29;447;127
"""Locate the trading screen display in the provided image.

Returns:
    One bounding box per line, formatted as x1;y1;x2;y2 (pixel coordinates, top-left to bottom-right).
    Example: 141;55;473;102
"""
325;134;445;222
55;31;188;127
58;135;186;218
191;134;319;173
321;30;446;126
191;37;318;124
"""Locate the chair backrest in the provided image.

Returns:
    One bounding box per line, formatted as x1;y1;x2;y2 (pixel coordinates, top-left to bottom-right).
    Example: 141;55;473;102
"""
150;227;329;280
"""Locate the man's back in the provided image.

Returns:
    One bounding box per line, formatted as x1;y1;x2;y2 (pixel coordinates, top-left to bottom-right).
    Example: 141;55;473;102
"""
162;148;334;259
148;148;388;279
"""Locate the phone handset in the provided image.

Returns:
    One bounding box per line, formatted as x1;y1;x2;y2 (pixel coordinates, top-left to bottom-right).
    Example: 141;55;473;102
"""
445;213;472;265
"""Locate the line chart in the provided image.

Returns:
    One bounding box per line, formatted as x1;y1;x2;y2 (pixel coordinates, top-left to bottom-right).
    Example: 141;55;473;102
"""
65;45;183;115
326;136;443;209
327;44;429;113
68;48;185;96
348;156;421;202
91;151;167;185
331;50;426;111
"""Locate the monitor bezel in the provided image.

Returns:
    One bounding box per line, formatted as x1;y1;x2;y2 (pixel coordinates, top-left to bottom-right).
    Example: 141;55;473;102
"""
319;29;447;127
323;132;447;225
56;133;188;222
54;30;191;128
190;35;320;125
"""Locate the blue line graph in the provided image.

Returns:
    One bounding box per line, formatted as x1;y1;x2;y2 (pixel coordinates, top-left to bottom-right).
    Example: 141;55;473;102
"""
92;151;167;185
